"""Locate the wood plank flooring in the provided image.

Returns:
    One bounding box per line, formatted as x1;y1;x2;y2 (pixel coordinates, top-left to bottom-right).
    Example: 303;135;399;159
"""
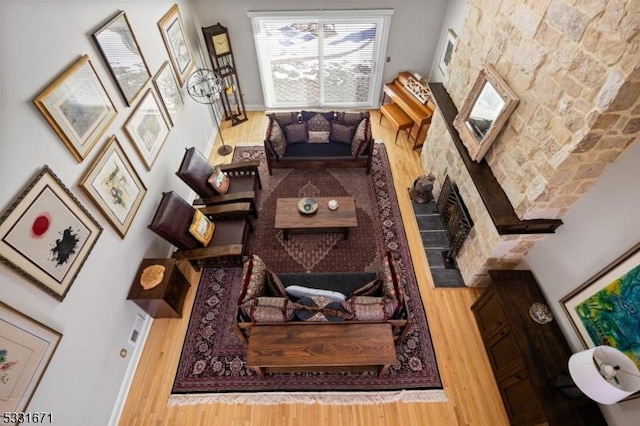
119;110;509;425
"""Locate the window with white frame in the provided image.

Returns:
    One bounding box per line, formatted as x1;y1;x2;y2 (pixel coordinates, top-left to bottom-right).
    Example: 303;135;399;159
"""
248;10;393;109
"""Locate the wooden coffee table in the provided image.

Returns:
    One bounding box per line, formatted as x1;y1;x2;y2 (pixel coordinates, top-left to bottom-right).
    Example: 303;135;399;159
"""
275;197;357;240
246;323;397;379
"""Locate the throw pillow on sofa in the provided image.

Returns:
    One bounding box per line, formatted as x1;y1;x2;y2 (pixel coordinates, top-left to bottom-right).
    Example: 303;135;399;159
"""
343;296;395;321
241;296;295;322
295;296;352;322
237;254;269;304
285;122;308;144
350;118;370;157
285;285;346;302
330;122;356;144
380;251;405;317
267;119;287;156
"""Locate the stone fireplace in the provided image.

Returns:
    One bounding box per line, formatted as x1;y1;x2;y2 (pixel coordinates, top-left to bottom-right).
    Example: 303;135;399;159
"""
423;0;640;286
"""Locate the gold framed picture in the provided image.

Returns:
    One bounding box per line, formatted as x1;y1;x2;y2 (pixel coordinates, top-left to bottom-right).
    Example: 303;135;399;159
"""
0;166;102;300
80;136;147;238
123;88;170;170
93;10;152;106
0;302;61;415
158;4;195;86
33;55;118;162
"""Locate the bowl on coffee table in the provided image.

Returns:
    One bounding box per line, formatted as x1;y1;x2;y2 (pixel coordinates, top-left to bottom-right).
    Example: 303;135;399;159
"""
297;197;318;215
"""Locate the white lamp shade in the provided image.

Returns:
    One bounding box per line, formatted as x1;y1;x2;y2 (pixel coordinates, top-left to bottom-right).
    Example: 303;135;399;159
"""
568;346;640;405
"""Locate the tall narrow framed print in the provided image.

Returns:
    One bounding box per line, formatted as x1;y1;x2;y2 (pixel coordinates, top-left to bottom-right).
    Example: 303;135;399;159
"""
80;136;147;238
439;29;457;73
562;242;640;369
158;4;195;86
153;61;184;127
33;55;118;162
0;302;61;416
93;11;151;106
123;88;170;170
0;166;102;300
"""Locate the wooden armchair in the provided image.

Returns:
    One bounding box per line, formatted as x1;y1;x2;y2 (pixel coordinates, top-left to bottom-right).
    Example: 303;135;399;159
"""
148;191;253;270
176;147;261;217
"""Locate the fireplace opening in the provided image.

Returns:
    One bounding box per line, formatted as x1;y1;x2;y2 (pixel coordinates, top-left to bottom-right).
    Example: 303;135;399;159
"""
437;176;474;268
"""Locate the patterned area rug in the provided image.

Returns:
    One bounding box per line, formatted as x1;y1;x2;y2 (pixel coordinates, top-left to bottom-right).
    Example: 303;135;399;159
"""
170;144;443;405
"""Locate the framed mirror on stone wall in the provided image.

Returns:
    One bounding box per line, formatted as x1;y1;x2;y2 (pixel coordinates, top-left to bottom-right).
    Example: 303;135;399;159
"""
454;65;519;162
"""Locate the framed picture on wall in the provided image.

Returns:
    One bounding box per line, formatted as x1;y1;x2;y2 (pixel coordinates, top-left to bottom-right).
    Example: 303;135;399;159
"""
153;61;184;127
33;55;118;162
0;302;61;416
123;88;170;170
80;136;147;238
0;166;102;300
561;242;640;369
158;4;195;86
93;10;152;106
438;29;457;73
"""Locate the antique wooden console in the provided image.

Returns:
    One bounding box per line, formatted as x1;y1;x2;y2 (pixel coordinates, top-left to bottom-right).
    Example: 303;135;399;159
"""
472;270;605;425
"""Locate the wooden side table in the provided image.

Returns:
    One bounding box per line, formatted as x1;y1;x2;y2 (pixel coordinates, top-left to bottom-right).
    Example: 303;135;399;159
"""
127;258;190;318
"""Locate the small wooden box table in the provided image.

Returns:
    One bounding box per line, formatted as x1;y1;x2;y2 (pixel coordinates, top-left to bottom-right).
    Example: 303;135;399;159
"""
127;258;190;318
275;197;358;240
246;323;397;379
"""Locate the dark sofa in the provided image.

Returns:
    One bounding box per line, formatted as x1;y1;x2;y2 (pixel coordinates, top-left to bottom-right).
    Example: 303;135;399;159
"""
233;253;411;347
263;110;374;174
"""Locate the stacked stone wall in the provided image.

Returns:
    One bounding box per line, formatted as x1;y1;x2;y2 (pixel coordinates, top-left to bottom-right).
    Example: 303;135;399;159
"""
423;0;640;285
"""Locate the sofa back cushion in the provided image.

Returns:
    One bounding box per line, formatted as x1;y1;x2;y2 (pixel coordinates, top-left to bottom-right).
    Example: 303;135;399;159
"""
335;111;370;125
268;112;299;127
278;272;378;296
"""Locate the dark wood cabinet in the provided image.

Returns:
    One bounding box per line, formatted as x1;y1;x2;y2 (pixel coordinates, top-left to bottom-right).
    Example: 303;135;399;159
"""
471;270;606;426
127;258;190;318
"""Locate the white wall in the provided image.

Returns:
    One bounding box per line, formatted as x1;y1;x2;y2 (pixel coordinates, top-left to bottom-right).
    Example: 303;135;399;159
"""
190;0;448;109
427;0;467;82
0;2;213;425
520;138;640;426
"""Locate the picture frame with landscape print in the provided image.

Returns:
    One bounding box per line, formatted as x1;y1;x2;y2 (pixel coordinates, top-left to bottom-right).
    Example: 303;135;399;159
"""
33;55;118;162
158;4;195;86
0;302;61;415
123;88;170;170
80;136;147;238
93;10;151;106
439;29;457;73
562;242;640;371
0;166;102;300
153;61;184;127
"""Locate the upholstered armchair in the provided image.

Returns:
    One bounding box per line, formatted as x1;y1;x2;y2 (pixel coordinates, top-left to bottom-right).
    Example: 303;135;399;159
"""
176;147;262;217
148;191;253;270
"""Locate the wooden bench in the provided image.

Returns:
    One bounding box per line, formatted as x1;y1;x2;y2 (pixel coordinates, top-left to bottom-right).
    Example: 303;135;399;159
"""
380;103;414;144
246;323;397;379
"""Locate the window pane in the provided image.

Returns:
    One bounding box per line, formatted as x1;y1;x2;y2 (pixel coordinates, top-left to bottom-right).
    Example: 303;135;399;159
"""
322;22;376;104
250;11;392;108
258;21;320;106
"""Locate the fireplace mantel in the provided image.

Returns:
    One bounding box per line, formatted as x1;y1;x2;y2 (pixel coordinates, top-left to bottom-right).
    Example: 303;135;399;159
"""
428;83;562;235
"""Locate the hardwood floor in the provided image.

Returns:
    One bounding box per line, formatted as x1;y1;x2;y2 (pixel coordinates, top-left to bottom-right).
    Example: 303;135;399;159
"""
119;110;509;425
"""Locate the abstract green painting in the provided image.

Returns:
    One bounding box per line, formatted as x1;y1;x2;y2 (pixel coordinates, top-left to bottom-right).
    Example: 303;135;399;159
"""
562;243;640;369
